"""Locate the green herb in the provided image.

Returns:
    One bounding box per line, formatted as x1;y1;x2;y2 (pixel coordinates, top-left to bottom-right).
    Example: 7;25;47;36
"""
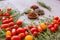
37;0;51;11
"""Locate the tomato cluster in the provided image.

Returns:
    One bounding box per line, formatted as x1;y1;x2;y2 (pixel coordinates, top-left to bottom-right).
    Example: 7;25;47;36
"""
48;16;60;33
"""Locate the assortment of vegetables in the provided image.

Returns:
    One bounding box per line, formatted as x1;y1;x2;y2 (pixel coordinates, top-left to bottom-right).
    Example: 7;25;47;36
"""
0;2;59;40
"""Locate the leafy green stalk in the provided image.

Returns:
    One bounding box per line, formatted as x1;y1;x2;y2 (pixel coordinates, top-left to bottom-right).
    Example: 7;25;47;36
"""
37;0;51;11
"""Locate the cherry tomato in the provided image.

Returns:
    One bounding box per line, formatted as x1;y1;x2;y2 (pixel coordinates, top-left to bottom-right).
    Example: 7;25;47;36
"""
9;18;13;22
33;31;38;37
2;17;6;21
6;35;11;40
9;16;13;18
38;27;43;33
13;25;18;29
16;21;22;26
53;20;58;24
58;19;60;24
3;12;10;16
6;31;11;36
7;8;12;11
40;23;47;30
24;27;28;31
18;33;25;38
2;19;9;24
11;36;21;40
17;28;25;34
30;5;39;10
1;24;9;28
12;29;16;35
54;16;59;20
28;26;33;29
50;27;55;33
9;22;14;26
6;28;11;31
54;24;58;30
25;31;29;36
48;24;53;29
0;9;3;12
25;35;33;40
30;28;37;33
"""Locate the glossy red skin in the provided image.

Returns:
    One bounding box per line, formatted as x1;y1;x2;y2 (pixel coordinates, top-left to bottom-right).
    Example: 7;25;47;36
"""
38;27;43;33
13;25;18;29
7;8;12;11
11;36;21;40
48;24;53;29
28;26;37;29
0;9;3;12
58;19;60;24
12;29;16;35
2;17;6;21
33;31;38;37
9;22;14;26
18;33;25;38
6;35;11;40
9;18;13;22
16;21;22;25
30;28;37;33
50;27;55;33
2;19;9;24
17;28;25;34
3;12;10;16
24;27;28;31
9;16;13;18
6;28;11;31
54;16;59;20
54;24;58;30
25;31;29;36
1;24;9;28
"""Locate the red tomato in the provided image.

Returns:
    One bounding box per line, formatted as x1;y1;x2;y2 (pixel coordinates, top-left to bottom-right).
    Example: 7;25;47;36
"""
30;28;37;33
38;27;43;33
54;16;59;20
28;26;33;29
16;21;22;25
2;17;6;21
3;12;10;16
24;27;28;31
48;24;53;29
7;8;12;11
50;27;55;33
33;31;38;37
9;16;13;18
6;35;11;40
12;29;16;35
28;26;37;29
6;28;11;31
58;19;60;24
18;33;25;38
1;24;9;28
17;28;25;34
25;31;29;36
11;36;21;40
2;19;9;24
54;24;58;30
13;25;18;29
53;20;58;24
0;9;3;12
9;18;13;22
9;22;14;26
30;5;39;10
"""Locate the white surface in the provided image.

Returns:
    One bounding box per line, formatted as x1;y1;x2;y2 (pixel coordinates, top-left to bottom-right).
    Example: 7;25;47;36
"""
0;0;60;23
